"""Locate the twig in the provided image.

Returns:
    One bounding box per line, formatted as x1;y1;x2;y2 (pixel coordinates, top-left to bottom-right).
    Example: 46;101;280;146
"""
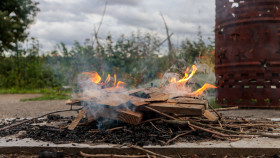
149;122;165;133
106;126;124;132
144;106;177;120
188;122;252;138
140;118;162;124
166;130;193;144
93;0;107;48
208;104;222;119
214;106;239;111
80;151;154;158
127;145;172;158
160;12;175;64
0;108;82;131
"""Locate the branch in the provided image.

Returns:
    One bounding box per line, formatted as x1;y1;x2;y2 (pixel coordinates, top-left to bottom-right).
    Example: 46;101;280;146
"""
0;108;82;131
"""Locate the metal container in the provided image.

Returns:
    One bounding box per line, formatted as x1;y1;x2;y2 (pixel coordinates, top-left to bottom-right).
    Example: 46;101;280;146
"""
215;0;280;108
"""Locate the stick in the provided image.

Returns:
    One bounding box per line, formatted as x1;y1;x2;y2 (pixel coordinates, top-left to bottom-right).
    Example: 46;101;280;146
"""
208;104;222;119
106;126;123;132
127;145;172;158
68;109;85;130
149;122;165;133
0;108;82;131
144;106;177;120
188;122;252;138
214;106;239;111
80;151;154;158
140;118;162;124
166;130;193;144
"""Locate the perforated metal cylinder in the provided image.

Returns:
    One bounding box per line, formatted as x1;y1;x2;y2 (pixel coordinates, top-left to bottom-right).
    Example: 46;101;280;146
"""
215;0;280;108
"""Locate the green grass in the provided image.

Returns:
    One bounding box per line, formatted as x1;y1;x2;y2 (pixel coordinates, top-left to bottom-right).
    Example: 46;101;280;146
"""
20;94;71;101
0;87;72;101
0;87;64;94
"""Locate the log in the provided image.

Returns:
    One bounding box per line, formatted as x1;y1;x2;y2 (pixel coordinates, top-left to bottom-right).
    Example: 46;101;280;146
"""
147;103;205;116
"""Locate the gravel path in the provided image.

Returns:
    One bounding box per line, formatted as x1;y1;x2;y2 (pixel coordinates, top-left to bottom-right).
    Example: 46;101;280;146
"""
0;94;77;118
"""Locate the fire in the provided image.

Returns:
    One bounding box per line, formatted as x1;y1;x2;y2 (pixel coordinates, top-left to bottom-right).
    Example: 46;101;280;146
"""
83;64;215;97
190;83;217;97
82;71;125;88
82;71;101;84
168;65;216;97
169;65;197;85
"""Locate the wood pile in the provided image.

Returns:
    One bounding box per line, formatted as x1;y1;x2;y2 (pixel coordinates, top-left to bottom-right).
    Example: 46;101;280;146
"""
66;87;217;129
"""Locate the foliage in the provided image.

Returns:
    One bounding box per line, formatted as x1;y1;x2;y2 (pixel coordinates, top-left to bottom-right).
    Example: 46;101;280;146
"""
178;27;214;67
0;0;39;52
0;30;215;95
0;38;61;89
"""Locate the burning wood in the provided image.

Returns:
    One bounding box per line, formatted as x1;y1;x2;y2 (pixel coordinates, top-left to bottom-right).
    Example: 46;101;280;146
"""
66;86;210;126
67;65;217;127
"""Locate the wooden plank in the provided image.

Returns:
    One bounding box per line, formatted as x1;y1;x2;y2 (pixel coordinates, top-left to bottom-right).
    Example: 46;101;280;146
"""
116;109;143;125
68;109;85;130
95;93;132;106
104;87;127;93
127;88;147;94
85;107;142;125
147;103;205;116
145;94;170;102
130;96;149;106
167;98;208;109
203;110;218;121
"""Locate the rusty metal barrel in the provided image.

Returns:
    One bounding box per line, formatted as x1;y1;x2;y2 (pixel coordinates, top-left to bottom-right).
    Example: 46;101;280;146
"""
215;0;280;108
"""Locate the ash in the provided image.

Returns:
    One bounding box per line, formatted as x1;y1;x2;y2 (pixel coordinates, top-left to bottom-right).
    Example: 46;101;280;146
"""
0;115;209;146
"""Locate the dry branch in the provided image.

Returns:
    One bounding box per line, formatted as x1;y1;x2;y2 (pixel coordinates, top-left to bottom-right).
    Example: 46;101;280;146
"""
0;108;82;131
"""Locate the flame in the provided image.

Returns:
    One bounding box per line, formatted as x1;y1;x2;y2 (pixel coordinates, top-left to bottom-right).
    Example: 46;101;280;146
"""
83;71;125;89
114;74;117;86
190;83;217;97
116;81;126;88
167;65;216;97
169;65;197;85
82;71;101;84
105;74;110;85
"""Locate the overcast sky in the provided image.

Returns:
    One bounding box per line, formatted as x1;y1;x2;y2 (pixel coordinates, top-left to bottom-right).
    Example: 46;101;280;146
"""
29;0;215;52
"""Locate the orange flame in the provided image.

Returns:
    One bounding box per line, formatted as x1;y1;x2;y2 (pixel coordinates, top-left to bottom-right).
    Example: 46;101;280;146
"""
169;65;197;85
82;71;125;89
114;74;117;86
82;71;101;84
116;81;126;88
105;74;110;85
190;83;217;97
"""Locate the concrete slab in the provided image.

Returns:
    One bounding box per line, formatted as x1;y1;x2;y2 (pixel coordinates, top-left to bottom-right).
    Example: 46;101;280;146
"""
0;136;280;157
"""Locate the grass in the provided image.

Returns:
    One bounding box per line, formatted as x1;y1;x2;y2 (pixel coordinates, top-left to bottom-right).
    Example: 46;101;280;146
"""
20;93;71;101
0;87;72;101
0;87;63;94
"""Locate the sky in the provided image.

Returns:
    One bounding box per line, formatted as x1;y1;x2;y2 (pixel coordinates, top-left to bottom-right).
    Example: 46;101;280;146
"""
29;0;215;53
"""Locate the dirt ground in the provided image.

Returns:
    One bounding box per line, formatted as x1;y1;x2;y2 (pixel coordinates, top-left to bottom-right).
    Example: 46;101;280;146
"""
0;94;280;119
0;94;77;118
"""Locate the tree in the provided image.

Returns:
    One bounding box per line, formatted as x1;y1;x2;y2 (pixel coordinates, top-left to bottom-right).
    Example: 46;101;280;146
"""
0;0;39;53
